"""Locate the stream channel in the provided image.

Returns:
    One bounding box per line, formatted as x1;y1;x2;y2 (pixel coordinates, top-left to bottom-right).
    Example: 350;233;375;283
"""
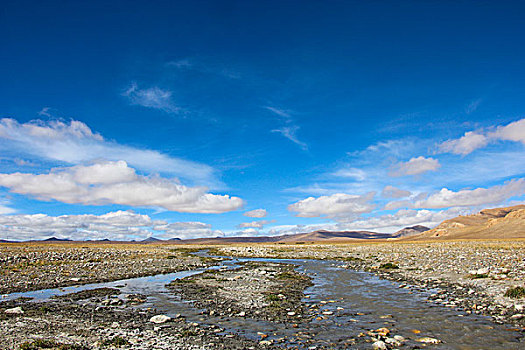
3;252;523;349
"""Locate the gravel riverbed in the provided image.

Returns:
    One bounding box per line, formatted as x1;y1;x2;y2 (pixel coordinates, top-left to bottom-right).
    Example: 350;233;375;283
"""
1;241;524;349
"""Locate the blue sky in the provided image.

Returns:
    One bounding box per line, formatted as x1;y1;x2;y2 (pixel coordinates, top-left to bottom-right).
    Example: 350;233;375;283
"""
1;0;524;240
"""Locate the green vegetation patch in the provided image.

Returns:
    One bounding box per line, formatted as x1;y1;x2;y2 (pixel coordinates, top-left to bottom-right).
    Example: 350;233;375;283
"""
102;336;129;347
379;263;399;270
504;286;525;299
19;339;88;350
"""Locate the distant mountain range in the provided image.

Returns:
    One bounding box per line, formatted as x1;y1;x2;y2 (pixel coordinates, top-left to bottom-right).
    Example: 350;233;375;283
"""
2;204;524;244
0;226;430;244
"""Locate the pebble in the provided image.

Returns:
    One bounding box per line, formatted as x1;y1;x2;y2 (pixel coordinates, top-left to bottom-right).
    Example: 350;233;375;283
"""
149;315;171;324
5;307;23;314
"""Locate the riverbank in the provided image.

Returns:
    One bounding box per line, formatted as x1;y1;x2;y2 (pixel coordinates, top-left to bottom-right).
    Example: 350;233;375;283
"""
0;245;219;294
0;289;272;350
217;240;525;328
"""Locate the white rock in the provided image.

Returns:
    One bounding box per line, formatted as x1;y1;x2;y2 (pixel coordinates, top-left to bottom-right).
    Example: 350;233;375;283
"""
510;314;524;320
372;340;387;350
149;315;171;324
237;311;246;317
476;268;489;275
287;311;296;316
5;307;23;314
417;337;442;344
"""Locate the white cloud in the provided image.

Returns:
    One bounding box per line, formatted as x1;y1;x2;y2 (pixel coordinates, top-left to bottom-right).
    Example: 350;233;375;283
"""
288;192;375;221
0;118;216;186
153;221;224;240
0;210;158;241
269;207;467;235
438;131;489;155
243;209;268;218
438;118;525;155
415;178;525;209
0;161;244;213
490;118;525;144
0;210;227;241
238;220;274;229
390;156;440;177
381;185;411;199
272;125;308;150
122;82;180;113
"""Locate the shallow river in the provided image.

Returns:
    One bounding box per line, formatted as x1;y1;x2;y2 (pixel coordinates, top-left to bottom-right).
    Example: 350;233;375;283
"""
3;256;523;349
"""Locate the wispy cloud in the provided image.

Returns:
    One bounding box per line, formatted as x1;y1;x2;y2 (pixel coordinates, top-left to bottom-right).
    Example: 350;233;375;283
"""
0;118;216;186
272;125;308;150
264;106;292;120
37;107;54;117
465;99;482;114
122;82;180;113
166;58;241;79
266;106;308;150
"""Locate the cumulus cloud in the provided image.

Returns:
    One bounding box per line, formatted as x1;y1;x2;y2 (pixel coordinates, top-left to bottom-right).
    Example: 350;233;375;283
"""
414;178;525;209
243;209;268;218
0;210;228;241
438;131;489;155
288;192;375;221
238;220;275;229
438;118;525;155
490;118;525;144
0;161;244;213
0;118;215;186
381;185;411;199
0;210;159;241
153;221;224;240
122;82;180;113
390;156;440;177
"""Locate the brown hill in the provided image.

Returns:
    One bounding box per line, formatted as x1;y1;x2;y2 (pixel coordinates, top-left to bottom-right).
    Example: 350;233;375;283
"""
392;225;430;238
407;205;525;240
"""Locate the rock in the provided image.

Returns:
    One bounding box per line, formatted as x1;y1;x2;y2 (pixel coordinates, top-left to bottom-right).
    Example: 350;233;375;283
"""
149;315;171;324
287;311;296;316
375;327;390;336
5;307;23;314
237;311;246;317
510;314;524;320
393;335;405;342
259;340;272;346
372;340;387;349
417;337;442;344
